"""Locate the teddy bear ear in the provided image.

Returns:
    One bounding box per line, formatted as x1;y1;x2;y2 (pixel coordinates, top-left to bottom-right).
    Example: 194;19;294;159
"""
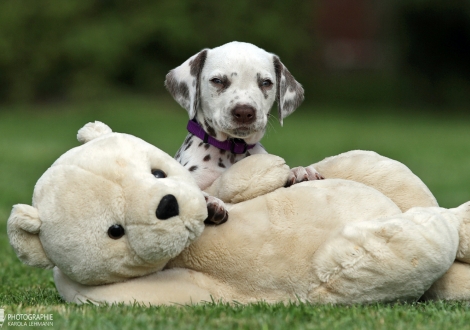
77;121;113;144
7;204;54;269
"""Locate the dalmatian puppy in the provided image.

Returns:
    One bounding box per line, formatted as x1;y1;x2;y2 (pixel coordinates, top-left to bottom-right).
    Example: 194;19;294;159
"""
165;42;323;224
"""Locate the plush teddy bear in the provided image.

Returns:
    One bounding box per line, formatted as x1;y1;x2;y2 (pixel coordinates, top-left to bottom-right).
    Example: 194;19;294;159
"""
7;122;470;305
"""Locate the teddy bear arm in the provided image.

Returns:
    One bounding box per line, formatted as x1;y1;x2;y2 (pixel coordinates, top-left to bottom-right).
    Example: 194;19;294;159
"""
450;202;470;263
53;267;216;306
308;206;460;304
204;154;290;203
312;150;438;212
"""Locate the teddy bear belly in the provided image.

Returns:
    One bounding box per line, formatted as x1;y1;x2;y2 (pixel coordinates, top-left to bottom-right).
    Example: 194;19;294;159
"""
168;179;401;302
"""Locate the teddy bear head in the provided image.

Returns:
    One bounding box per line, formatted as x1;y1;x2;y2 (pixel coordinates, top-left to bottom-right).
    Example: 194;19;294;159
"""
7;122;208;285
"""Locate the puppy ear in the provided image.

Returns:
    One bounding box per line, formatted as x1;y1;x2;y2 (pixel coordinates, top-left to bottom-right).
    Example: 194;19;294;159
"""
165;49;209;119
273;56;305;126
7;204;54;269
77;121;112;144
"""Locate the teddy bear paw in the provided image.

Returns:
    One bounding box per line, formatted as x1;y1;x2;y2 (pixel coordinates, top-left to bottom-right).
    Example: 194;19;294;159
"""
285;165;324;187
204;195;229;225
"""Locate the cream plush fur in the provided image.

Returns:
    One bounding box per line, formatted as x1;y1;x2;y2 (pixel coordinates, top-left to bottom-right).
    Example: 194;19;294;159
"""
7;122;470;305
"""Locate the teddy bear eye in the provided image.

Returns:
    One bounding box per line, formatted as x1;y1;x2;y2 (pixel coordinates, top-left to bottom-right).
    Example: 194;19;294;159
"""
108;224;125;239
152;169;166;179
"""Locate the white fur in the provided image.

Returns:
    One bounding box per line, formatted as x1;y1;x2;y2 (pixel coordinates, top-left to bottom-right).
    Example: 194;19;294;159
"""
8;124;208;285
8;125;470;305
196;42;277;143
166;42;311;191
52;149;469;305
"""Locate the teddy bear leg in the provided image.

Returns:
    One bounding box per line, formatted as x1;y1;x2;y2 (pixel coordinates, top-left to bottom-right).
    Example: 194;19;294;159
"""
421;202;470;301
307;206;460;304
421;261;470;301
54;267;216;305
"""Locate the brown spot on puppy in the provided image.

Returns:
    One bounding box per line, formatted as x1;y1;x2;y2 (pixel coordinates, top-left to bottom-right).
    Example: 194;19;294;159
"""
204;120;217;137
184;140;193;151
257;73;273;99
164;73;190;107
189;50;208;77
211;75;231;95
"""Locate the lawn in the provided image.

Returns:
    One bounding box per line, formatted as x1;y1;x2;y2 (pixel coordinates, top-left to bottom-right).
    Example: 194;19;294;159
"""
1;95;470;329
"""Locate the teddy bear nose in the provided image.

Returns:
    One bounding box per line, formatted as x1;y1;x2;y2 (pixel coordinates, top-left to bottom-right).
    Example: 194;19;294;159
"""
156;194;180;220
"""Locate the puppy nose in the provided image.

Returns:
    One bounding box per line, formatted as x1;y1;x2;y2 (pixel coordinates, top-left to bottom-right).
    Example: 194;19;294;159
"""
231;105;256;124
156;194;179;220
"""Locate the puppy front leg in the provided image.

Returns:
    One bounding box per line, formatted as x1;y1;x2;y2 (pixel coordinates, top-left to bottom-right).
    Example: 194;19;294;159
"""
285;165;324;187
203;192;229;225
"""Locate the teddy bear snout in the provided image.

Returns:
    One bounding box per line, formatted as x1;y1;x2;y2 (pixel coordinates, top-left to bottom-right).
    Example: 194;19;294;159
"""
156;194;180;220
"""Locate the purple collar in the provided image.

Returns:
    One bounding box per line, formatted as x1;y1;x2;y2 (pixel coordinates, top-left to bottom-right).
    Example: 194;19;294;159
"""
187;119;256;154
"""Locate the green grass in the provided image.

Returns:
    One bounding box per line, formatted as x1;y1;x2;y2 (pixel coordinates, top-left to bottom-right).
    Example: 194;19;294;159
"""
2;301;470;329
1;95;470;329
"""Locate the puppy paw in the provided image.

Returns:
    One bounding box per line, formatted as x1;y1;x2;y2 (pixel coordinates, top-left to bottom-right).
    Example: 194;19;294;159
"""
204;195;229;225
285;165;324;187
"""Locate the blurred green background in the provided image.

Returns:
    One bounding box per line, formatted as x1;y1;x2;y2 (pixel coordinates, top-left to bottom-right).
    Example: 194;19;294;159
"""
0;0;469;107
0;0;470;211
1;1;470;322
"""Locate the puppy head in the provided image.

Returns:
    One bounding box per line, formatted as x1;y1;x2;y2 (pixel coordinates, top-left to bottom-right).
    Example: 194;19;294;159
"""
165;42;304;143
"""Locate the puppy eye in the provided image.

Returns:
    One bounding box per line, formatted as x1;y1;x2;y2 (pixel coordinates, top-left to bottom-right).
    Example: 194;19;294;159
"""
108;224;125;239
261;79;273;87
210;78;223;85
152;169;167;178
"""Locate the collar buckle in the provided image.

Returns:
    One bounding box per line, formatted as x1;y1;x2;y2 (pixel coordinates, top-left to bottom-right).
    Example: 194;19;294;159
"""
230;139;248;154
